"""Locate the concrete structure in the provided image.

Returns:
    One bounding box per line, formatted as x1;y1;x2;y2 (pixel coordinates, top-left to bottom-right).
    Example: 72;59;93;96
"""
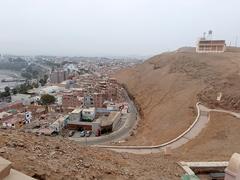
196;39;226;53
50;115;69;133
107;103;119;111
69;108;82;121
100;111;121;132
92;121;101;136
225;153;240;180
0;156;35;180
82;108;96;122
83;95;94;107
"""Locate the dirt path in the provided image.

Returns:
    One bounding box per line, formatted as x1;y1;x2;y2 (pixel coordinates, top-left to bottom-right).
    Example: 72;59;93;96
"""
97;103;240;154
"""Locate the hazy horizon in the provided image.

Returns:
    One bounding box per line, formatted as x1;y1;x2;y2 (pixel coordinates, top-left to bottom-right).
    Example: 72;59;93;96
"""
0;0;240;57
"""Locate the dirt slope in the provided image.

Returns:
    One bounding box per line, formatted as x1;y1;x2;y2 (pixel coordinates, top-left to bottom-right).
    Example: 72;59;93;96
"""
115;47;240;145
0;130;182;180
176;112;240;161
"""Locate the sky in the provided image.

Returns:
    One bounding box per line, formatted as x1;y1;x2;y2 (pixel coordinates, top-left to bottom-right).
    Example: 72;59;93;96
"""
0;0;239;57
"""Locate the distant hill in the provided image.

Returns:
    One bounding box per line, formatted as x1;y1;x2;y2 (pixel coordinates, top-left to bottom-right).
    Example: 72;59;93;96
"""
115;47;240;145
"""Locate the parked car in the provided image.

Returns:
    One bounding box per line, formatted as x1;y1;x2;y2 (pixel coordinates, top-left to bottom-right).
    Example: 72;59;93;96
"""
80;131;85;137
68;130;75;137
85;131;91;137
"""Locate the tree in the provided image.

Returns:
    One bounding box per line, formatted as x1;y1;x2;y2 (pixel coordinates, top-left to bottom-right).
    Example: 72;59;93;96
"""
32;82;39;88
11;88;17;95
43;74;48;82
39;75;48;87
39;79;45;86
21;72;32;79
40;94;56;106
4;86;10;97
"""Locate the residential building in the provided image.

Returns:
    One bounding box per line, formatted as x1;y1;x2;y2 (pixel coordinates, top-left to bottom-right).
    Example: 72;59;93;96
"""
62;93;83;108
50;69;67;83
82;107;96;122
93;93;104;108
84;95;94;107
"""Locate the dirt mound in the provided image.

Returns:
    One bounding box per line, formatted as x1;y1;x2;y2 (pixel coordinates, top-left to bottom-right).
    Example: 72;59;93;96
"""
115;48;240;145
0;130;182;180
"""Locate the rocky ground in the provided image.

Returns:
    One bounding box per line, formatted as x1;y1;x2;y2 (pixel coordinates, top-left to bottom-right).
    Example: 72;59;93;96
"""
0;130;183;180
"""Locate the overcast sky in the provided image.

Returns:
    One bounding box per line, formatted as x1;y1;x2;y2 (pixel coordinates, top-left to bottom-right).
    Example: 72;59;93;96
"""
0;0;239;57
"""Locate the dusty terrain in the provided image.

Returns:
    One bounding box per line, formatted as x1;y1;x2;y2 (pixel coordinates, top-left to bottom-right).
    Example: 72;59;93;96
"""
0;130;182;180
1;111;240;179
115;47;240;145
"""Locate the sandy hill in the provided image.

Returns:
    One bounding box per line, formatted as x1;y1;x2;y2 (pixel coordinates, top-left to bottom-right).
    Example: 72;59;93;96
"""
115;47;240;145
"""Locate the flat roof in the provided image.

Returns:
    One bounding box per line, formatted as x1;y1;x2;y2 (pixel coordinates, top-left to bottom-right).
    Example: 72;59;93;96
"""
82;107;96;112
101;111;120;127
72;108;82;114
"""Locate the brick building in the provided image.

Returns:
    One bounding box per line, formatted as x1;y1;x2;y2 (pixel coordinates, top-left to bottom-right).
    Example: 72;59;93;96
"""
93;93;104;108
50;69;67;84
62;93;83;108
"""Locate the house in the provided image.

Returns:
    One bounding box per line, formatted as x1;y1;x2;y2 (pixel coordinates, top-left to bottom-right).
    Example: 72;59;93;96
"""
196;39;226;53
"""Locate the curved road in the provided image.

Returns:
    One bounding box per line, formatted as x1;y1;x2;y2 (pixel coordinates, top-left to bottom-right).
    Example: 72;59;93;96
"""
96;103;240;154
69;89;139;145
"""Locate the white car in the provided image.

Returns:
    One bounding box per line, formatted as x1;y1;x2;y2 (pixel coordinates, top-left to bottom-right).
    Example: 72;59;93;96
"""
80;131;85;137
85;131;91;137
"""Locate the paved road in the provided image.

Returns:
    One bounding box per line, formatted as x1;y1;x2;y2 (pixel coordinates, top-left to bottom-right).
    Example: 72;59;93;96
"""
69;89;139;145
96;103;240;154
